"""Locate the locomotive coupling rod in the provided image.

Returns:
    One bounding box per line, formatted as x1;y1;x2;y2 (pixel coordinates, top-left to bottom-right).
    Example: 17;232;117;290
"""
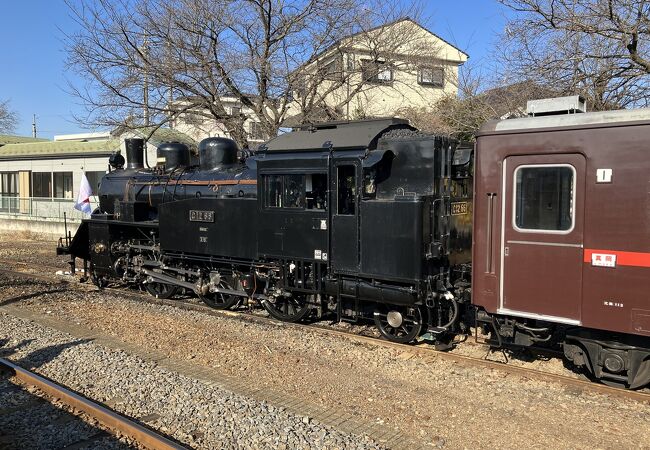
142;269;249;298
0;358;187;450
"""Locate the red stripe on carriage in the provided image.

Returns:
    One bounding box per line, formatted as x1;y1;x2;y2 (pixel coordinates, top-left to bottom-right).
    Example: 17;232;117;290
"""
583;249;650;268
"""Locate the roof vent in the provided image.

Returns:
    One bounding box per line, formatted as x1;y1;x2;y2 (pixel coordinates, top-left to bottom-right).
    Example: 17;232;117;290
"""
527;95;586;117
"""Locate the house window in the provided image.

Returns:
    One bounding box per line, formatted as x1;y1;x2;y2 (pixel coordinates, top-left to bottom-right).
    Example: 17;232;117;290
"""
361;60;393;84
514;165;574;232
32;172;52;198
249;121;265;141
0;172;18;212
319;56;342;81
231;106;241;117
53;172;73;199
346;55;355;71
0;172;18;196
418;67;444;87
85;171;105;194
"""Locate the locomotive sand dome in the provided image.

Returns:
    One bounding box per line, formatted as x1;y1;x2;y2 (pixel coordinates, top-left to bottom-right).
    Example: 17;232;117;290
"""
57;105;650;389
199;137;239;170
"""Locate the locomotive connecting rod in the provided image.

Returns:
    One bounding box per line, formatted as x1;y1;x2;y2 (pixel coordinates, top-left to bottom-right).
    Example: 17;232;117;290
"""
141;269;249;298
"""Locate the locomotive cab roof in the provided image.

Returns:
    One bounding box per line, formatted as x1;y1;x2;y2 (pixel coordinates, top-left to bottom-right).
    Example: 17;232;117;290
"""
259;118;414;152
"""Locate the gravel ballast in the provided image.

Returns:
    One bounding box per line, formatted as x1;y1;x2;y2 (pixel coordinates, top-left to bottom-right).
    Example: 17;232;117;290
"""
0;374;132;450
0;311;383;450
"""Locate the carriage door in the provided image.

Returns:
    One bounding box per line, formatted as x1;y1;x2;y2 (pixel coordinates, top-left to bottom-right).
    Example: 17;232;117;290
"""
331;162;360;272
501;154;585;324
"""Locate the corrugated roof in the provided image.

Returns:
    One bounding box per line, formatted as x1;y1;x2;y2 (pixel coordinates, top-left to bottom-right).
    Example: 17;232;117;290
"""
0;138;120;158
0;134;49;145
117;126;197;149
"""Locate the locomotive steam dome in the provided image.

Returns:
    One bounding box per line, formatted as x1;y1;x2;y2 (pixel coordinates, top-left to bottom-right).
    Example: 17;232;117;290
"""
199;137;238;171
157;141;190;172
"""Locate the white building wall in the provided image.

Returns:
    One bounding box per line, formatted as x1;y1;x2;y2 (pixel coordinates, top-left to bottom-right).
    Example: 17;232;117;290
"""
0;155;110;220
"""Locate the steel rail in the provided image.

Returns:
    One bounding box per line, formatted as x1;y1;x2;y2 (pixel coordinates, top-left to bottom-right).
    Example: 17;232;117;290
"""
1;266;649;404
0;357;187;450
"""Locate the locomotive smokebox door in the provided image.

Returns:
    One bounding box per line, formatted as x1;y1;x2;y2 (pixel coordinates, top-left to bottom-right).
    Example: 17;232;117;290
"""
331;161;361;272
500;153;586;323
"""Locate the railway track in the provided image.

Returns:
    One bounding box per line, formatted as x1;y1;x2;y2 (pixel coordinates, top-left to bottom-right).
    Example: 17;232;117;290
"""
1;263;649;404
0;357;186;450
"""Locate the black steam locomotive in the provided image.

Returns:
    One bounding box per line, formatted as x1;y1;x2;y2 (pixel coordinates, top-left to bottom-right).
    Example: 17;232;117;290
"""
58;119;473;345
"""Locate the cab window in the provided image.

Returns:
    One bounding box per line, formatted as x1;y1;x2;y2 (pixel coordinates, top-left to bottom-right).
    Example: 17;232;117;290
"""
263;173;327;211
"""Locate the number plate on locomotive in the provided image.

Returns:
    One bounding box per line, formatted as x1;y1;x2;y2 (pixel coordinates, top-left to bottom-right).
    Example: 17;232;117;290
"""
189;210;215;223
451;202;468;215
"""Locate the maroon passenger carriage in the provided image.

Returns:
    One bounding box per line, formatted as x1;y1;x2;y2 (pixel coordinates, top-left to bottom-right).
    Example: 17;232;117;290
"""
472;99;650;388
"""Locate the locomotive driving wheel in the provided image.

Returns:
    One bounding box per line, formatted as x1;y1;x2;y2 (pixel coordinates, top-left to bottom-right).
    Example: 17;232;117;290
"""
263;294;311;322
199;281;239;310
144;282;178;299
374;305;423;344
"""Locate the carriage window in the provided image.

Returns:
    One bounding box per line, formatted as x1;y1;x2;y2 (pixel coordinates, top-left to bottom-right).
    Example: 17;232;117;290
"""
284;175;305;208
337;165;356;215
514;166;574;231
265;175;283;207
306;173;327;210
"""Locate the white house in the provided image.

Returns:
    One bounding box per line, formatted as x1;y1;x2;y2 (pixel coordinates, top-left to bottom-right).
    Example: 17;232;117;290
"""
0;127;195;233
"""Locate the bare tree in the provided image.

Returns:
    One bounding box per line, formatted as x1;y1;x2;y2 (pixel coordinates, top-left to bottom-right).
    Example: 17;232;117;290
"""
398;61;558;141
0;99;19;134
498;0;650;110
64;0;435;147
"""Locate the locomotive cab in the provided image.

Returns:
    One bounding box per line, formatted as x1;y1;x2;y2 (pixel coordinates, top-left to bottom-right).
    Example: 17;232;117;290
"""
256;119;473;342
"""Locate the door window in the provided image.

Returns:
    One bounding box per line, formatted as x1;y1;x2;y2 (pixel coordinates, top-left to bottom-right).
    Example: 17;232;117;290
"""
337;165;356;215
514;165;574;232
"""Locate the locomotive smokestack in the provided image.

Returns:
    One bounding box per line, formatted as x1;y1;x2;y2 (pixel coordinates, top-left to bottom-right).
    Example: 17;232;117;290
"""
125;138;145;170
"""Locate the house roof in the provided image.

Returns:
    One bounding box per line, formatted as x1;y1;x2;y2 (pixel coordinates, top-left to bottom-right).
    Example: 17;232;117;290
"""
114;126;197;149
0;134;49;146
302;17;469;69
0;139;121;160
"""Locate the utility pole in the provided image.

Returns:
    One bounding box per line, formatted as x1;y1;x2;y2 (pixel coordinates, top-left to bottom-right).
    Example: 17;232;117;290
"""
141;34;150;127
32;114;37;138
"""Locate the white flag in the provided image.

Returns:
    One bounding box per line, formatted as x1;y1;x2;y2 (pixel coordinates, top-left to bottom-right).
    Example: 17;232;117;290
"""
74;173;93;215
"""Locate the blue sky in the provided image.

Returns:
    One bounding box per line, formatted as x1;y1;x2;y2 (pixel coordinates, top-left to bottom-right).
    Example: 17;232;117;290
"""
0;1;512;138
